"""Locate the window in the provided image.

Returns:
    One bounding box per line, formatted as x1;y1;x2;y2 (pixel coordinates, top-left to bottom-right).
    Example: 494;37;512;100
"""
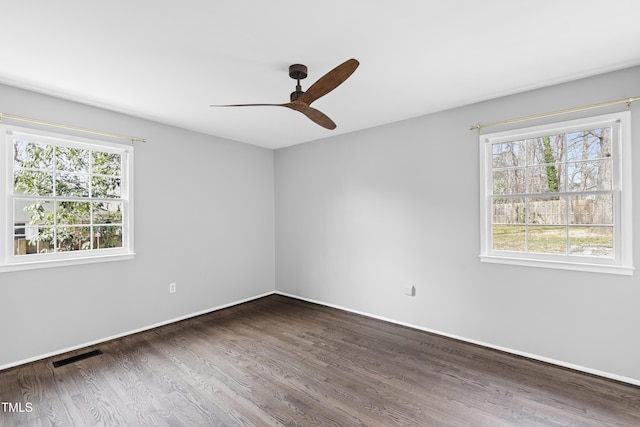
479;112;633;275
1;125;134;271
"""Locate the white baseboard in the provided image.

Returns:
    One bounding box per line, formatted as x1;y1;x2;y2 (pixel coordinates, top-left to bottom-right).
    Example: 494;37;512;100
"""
5;290;639;387
0;291;275;372
275;291;640;387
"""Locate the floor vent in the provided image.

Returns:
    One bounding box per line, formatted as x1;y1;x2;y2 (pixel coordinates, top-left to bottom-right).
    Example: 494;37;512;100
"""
53;349;103;368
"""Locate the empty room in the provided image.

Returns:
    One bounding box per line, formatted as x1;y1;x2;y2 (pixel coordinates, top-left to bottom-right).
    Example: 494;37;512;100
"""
1;1;640;426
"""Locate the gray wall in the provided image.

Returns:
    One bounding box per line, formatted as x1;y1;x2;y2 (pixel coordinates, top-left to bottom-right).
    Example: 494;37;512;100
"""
274;66;640;383
0;84;275;367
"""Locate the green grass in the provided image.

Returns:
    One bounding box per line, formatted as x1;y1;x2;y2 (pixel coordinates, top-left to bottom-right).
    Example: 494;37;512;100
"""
492;225;612;255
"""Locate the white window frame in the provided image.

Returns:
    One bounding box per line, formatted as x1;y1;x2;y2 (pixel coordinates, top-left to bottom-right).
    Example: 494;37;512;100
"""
0;124;134;272
479;111;633;275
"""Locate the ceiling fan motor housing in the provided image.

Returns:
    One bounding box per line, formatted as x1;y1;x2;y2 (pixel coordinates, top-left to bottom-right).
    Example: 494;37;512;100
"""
290;90;305;101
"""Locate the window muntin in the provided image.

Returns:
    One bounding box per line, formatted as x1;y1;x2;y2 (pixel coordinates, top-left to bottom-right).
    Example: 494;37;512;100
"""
2;125;133;270
480;112;632;275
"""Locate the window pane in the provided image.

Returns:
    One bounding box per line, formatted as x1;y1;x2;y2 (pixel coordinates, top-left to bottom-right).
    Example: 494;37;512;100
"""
56;226;91;252
57;201;91;225
94;225;123;249
93;202;123;224
527;197;566;225
567;160;612;191
569;226;613;257
56;146;90;172
56;172;90;197
15;200;54;226
13;140;54;170
14;170;54;196
492;197;525;224
492;168;526;194
492;140;526;168
528;226;566;254
569;195;613;225
14;227;54;256
527;165;564;193
566;128;612;162
92;152;121;176
92;176;121;198
492;225;526;252
526;135;564;165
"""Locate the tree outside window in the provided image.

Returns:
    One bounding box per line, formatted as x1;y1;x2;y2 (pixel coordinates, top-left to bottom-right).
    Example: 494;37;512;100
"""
12;138;124;255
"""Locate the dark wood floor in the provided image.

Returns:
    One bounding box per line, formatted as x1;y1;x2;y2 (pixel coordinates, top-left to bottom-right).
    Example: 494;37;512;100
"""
1;295;639;426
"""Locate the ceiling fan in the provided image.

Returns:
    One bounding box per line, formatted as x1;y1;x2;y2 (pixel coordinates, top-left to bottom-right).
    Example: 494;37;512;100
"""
211;58;359;130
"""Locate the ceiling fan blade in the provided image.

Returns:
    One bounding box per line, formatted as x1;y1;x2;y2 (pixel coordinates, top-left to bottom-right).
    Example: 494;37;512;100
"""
211;102;335;129
285;102;336;130
298;58;359;106
210;103;286;107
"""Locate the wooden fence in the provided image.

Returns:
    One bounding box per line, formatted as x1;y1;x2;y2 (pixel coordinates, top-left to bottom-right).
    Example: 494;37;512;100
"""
493;197;611;225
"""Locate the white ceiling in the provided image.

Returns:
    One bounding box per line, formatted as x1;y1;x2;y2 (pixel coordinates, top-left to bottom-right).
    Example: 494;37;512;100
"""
2;1;640;149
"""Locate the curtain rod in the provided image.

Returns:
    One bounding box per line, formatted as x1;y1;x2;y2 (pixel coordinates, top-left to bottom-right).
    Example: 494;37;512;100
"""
470;96;640;132
0;113;146;143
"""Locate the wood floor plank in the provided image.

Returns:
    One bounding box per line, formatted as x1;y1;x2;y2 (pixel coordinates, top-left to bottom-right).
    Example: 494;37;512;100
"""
1;294;639;426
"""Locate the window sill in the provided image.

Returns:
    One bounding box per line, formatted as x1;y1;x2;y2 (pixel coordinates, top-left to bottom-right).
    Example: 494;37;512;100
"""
0;253;135;273
479;254;634;276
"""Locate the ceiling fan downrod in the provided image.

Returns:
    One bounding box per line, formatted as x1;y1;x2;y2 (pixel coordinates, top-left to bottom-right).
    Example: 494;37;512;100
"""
289;64;307;102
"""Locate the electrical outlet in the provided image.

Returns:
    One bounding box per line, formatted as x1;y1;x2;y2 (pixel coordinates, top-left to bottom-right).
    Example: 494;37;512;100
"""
404;285;415;296
169;282;176;293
